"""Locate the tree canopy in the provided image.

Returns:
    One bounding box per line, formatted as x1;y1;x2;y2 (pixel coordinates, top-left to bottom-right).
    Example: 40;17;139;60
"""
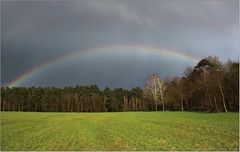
1;56;238;112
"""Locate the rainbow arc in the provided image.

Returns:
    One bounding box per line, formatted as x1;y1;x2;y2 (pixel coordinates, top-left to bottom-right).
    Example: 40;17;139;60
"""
7;45;201;87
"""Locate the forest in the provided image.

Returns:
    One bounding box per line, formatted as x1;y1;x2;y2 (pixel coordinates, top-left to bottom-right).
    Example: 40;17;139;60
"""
1;56;239;112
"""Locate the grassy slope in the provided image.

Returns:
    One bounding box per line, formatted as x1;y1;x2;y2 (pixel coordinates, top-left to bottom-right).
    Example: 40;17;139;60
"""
1;112;239;151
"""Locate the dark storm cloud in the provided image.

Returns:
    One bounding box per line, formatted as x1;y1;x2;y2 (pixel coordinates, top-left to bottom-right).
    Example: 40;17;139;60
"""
20;52;192;89
1;0;238;88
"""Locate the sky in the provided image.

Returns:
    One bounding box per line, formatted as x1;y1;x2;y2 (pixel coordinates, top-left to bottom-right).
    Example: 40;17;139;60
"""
1;0;239;89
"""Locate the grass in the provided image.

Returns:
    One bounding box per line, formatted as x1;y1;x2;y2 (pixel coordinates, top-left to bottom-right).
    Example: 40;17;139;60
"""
1;112;239;151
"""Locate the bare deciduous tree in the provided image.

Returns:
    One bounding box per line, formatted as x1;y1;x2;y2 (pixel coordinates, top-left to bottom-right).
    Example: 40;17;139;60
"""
143;74;167;111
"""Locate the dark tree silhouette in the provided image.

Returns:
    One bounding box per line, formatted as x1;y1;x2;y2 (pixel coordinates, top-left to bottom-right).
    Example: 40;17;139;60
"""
1;56;238;112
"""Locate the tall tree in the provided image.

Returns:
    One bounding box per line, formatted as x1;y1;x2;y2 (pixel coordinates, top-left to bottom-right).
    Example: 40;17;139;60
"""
143;74;166;111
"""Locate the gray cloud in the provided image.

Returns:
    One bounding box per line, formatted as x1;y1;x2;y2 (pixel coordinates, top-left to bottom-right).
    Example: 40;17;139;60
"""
1;0;238;88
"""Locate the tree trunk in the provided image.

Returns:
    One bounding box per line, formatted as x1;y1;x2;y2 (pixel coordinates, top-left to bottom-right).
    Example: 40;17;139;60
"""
67;100;70;112
181;100;184;111
71;101;73;112
81;101;83;112
162;101;165;111
161;95;165;111
213;95;219;112
219;82;228;112
103;97;106;112
136;98;138;111
2;101;5;111
186;100;189;111
154;100;158;111
180;96;184;111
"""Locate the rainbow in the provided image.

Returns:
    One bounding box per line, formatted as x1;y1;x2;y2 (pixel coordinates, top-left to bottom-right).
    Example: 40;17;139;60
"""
6;44;201;87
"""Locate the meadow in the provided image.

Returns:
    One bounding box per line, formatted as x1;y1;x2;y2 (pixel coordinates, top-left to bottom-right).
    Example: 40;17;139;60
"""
1;112;239;151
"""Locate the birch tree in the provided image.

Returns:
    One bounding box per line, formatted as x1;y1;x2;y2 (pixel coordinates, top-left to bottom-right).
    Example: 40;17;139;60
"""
143;74;167;111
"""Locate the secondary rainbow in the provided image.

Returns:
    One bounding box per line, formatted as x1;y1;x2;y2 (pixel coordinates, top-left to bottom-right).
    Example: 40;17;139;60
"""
6;44;201;87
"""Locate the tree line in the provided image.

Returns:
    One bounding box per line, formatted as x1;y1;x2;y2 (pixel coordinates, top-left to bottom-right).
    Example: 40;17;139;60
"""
1;56;239;112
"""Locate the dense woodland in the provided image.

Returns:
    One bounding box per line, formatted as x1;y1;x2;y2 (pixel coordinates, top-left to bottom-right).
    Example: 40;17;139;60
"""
1;56;239;112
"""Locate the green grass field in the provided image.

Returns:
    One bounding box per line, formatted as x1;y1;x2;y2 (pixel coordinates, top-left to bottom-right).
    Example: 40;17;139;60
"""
1;112;239;151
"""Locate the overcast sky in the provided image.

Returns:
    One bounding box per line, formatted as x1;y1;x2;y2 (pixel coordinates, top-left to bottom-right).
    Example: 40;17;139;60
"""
1;0;239;88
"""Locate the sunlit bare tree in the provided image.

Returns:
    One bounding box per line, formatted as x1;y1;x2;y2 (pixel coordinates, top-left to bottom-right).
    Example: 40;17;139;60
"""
143;74;167;111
